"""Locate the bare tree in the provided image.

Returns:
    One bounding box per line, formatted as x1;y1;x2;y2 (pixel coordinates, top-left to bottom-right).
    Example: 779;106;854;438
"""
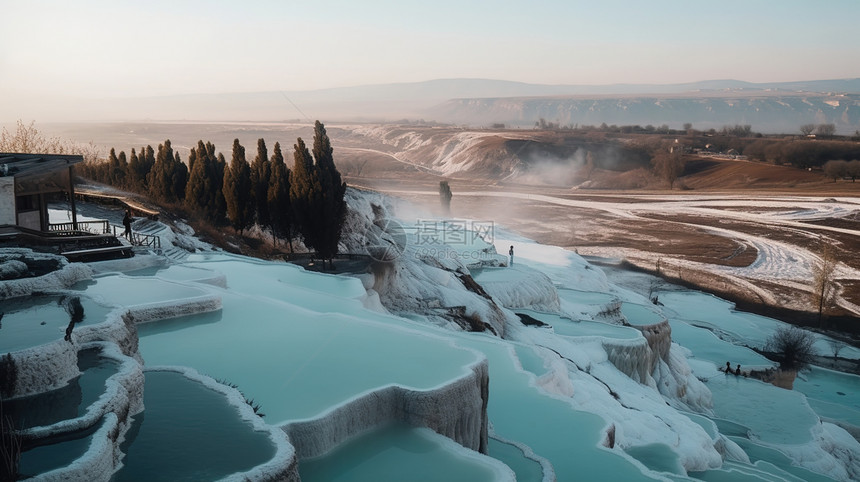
823;160;848;181
811;239;838;326
765;326;817;371
816;123;837;139
0;120;65;153
0;120;101;162
800;124;816;136
847;160;860;182
828;338;846;362
651;141;685;189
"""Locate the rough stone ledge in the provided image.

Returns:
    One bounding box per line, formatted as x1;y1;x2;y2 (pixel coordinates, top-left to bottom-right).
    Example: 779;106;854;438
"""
5;337;79;399
282;357;489;460
19;342;143;443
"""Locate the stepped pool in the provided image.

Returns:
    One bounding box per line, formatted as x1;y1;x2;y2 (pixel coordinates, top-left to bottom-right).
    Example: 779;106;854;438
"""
487;438;544;482
620;302;666;326
72;275;211;308
0;294;113;353
658;290;860;359
794;366;860;426
18;421;103;479
137;290;480;424
556;287;618;306
299;424;513;482
1;348;119;430
517;309;642;340
9;244;859;481
669;319;775;369
113;370;278;481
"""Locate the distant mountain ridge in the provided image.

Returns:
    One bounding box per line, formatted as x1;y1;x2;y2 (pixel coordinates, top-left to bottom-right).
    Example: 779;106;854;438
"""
277;77;860;100
30;77;860;132
428;92;860;134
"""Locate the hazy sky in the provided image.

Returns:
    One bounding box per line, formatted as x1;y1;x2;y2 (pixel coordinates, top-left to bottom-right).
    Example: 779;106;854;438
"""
2;0;858;116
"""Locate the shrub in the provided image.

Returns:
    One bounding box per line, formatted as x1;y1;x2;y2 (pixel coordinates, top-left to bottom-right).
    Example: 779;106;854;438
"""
764;326;817;371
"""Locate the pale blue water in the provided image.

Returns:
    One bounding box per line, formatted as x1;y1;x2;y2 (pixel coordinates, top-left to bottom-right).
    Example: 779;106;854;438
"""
682;412;718;440
113;370;276;481
621;302;666;326
518;308;642;340
73;275;209;307
707;367;819;445
0;294;113;352
625;443;685;475
300;424;506;482
669;319;775;368
185;254;366;300
18;421;101;479
726;436;835;482
557;287;617;305
14;248;852;481
125;264;221;282
658;290;860;360
487;438;544;482
794;367;860;426
138;291;479;424
513;344;547;376
456;335;656;481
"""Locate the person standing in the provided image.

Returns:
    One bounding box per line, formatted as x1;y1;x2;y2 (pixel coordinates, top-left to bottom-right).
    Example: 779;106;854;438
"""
122;209;133;242
509;245;514;266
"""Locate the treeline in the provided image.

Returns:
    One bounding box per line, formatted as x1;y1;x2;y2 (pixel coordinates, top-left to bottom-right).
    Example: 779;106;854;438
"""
743;139;860;169
78;121;347;266
532;119;759;137
823;160;860;181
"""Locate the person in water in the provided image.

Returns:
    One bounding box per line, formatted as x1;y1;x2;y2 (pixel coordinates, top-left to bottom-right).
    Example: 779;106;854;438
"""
725;361;732;373
509;245;514;266
735;364;742;376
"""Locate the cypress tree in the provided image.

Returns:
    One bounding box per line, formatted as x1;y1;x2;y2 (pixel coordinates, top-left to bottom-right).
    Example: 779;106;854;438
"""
223;139;253;234
267;142;293;250
212;152;228;225
172;151;188;201
185;144;204;213
290;137;316;250
185;141;211;217
117;150;128;188
187;145;197;175
140;145;155;190
312;121;347;268
107;148;119;185
148;140;177;203
250;138;271;232
128;148;142;190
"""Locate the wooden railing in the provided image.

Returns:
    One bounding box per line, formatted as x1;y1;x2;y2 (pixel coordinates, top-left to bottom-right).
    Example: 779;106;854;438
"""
48;220;111;235
111;224;161;250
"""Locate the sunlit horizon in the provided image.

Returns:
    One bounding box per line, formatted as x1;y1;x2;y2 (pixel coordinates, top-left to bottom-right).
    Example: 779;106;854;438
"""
2;0;859;122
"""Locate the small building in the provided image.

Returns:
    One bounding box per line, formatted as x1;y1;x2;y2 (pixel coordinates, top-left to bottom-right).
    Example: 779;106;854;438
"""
0;152;82;232
0;152;134;261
